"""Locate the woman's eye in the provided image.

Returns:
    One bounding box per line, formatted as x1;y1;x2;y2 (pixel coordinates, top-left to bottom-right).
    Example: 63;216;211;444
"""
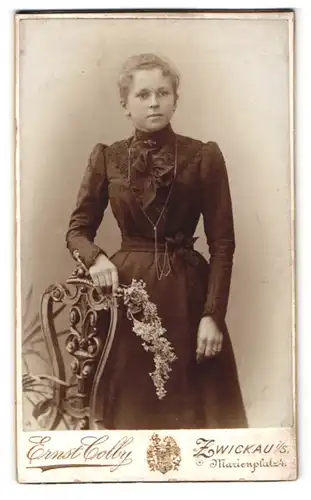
138;92;149;99
158;90;169;97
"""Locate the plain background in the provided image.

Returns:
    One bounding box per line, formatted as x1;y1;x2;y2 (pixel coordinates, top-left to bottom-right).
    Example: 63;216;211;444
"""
19;15;292;428
2;1;311;497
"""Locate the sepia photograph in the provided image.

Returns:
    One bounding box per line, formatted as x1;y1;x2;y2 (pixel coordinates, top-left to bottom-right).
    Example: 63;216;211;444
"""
15;10;296;482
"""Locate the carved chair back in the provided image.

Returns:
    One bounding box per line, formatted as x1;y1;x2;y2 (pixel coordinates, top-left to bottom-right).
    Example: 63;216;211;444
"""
40;258;117;430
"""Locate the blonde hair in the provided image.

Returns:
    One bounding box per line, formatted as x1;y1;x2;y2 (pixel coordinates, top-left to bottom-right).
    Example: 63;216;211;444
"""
118;53;180;105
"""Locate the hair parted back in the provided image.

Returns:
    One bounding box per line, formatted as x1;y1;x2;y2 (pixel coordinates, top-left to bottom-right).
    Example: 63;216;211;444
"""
118;53;180;105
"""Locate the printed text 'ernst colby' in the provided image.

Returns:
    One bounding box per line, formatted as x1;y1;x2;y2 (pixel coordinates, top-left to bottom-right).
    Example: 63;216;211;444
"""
26;435;133;471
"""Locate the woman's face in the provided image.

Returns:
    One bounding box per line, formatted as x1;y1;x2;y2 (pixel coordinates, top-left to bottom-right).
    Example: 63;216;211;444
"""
124;68;176;132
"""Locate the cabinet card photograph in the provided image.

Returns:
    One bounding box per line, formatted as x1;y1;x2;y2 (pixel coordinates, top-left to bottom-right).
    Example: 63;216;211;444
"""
15;10;296;483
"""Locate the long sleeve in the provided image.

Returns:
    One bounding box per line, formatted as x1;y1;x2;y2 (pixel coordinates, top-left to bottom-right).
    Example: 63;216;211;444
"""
66;143;109;268
200;141;236;330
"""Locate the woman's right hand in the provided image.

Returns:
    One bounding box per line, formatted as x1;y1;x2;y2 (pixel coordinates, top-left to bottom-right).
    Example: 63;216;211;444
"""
89;253;119;295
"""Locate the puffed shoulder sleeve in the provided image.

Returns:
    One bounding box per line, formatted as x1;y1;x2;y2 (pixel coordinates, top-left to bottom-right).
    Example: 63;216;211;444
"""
200;141;236;330
65;143;109;268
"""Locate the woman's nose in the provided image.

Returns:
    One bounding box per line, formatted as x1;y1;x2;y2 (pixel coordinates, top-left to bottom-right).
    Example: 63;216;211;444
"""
149;94;159;108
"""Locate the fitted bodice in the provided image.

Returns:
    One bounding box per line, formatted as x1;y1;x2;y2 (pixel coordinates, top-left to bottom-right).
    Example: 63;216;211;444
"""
105;131;203;243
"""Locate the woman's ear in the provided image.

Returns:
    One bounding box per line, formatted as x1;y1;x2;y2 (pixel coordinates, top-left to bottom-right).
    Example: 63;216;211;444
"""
120;99;131;117
172;93;179;112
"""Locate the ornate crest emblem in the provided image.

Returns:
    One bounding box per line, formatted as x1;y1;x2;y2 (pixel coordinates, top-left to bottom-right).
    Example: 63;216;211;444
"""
147;433;181;474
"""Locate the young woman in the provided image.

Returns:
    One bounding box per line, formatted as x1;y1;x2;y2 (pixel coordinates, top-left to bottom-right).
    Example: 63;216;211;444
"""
66;53;247;430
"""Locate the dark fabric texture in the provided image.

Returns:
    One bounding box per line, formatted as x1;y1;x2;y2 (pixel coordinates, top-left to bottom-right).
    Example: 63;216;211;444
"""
66;124;248;429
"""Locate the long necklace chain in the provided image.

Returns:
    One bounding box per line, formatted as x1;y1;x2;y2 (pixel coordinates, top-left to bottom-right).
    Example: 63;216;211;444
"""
128;139;178;280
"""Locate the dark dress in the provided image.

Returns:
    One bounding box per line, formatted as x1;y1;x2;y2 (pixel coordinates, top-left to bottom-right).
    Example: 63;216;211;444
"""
66;123;248;430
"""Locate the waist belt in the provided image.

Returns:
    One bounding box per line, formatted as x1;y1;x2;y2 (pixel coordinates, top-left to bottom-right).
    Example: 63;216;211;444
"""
121;238;169;253
120;234;201;267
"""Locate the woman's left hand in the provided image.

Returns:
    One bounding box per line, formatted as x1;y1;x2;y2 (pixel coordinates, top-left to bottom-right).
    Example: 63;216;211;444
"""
196;316;223;363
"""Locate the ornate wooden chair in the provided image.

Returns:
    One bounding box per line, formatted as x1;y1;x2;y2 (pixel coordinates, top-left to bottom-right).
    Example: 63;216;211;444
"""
39;251;118;430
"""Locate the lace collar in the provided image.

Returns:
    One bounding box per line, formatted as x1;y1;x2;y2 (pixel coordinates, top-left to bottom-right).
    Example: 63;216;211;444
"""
128;123;177;209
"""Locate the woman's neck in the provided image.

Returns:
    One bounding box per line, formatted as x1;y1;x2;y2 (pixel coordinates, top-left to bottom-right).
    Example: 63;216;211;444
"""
134;123;174;144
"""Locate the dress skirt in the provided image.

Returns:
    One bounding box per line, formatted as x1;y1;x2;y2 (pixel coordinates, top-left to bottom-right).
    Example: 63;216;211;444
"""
93;244;248;430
